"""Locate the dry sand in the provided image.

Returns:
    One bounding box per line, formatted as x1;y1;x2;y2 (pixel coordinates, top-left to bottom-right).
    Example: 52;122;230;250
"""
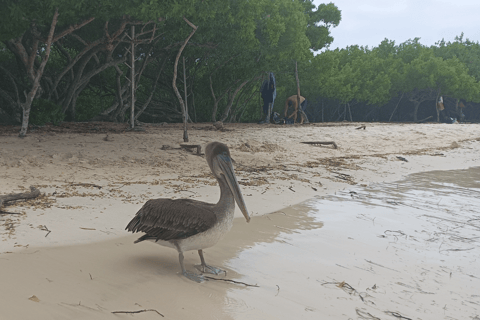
0;122;479;319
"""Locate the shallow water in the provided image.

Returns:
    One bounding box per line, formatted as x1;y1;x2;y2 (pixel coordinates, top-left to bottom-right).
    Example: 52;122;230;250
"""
224;167;480;319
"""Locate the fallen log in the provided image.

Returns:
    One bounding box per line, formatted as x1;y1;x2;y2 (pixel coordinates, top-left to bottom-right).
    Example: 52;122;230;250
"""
0;186;41;213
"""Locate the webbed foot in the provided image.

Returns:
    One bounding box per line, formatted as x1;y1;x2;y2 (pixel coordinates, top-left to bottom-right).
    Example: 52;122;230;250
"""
183;270;206;283
195;264;226;275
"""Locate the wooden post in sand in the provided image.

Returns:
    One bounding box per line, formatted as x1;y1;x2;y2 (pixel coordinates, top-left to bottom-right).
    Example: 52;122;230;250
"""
183;57;188;123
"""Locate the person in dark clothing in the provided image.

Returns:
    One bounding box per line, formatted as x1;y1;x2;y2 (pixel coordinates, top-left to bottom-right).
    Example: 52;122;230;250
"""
259;72;276;124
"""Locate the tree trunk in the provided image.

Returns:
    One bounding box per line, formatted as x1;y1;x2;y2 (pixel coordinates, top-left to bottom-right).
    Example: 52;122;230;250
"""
172;17;197;142
135;59;166;121
220;78;255;122
388;93;404;122
412;100;421;122
19;9;59;137
210;76;232;122
130;25;135;129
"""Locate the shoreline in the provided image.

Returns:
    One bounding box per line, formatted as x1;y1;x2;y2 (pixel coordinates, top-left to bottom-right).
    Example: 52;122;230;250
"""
1;122;479;250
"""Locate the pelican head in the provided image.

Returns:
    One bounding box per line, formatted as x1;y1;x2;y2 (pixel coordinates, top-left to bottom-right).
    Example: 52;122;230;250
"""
205;142;250;223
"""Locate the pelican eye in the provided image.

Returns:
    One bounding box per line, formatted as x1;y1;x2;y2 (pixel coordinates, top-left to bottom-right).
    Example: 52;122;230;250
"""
218;151;230;163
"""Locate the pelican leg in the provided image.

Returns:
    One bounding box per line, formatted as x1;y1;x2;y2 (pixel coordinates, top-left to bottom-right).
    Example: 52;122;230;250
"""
195;249;226;275
178;252;206;283
173;242;205;283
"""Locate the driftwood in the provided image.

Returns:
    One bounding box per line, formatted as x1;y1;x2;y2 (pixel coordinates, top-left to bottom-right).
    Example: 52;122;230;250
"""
301;141;338;149
180;144;203;155
70;183;102;189
0;186;40;213
112;309;164;317
204;276;259;287
355;125;366;130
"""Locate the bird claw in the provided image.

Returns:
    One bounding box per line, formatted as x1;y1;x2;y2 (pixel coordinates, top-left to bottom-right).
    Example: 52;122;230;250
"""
183;270;206;283
195;264;226;275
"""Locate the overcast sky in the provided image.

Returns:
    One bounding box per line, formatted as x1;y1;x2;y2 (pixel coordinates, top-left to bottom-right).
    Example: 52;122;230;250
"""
313;0;480;50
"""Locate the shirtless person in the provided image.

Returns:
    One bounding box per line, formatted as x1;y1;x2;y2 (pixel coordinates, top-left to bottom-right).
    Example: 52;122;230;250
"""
284;95;309;124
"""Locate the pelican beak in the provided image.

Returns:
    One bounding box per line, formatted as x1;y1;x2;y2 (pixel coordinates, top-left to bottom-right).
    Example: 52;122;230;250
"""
217;154;251;223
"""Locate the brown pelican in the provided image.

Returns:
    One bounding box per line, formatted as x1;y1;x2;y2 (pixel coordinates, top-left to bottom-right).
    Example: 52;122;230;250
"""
126;142;250;282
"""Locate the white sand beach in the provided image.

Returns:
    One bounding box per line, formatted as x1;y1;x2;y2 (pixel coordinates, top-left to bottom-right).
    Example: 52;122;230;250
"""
0;122;479;319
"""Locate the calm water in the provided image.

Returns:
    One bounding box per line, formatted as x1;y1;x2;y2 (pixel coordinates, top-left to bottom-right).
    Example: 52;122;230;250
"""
224;167;480;319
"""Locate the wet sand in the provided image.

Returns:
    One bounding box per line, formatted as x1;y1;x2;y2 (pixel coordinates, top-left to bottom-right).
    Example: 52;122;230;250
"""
1;122;480;319
1;168;479;319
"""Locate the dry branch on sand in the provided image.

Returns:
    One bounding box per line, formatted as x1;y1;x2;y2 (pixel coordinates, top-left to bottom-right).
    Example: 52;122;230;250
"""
0;186;41;214
111;309;164;316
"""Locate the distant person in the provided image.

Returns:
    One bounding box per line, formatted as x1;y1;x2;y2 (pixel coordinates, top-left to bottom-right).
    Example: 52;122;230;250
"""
284;95;309;124
437;96;455;123
458;100;466;122
258;73;276;124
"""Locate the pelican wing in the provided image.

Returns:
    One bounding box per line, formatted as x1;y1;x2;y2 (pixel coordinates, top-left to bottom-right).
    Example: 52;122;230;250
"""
125;198;217;241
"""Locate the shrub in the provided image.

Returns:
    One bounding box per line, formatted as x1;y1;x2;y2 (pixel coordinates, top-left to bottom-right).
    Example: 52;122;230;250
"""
30;99;64;125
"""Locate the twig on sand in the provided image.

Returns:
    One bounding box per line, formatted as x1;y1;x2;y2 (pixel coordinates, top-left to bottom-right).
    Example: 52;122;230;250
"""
0;210;22;215
204;276;259;287
365;259;400;273
356;308;381;320
111;309;164;317
301;141;338;149
384;230;407;241
384;311;413;320
423;214;480;230
322;281;367;302
70;183;102;189
39;225;51;237
440;247;475;253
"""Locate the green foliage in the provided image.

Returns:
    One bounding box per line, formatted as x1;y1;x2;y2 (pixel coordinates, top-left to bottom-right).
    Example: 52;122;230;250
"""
75;87;116;122
0;0;342;124
433;33;480;82
306;2;341;51
30;99;64;125
0;0;130;41
309;36;480;111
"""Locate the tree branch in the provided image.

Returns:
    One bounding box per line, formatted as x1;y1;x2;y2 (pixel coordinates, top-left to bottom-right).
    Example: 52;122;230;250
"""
53;17;96;43
172;17;198;142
